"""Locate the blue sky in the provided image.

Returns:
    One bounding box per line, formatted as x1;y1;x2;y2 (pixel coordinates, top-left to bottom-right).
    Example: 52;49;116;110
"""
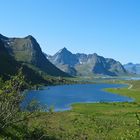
0;0;140;64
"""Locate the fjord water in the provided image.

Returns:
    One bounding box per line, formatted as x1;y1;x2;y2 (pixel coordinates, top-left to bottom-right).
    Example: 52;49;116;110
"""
25;84;133;111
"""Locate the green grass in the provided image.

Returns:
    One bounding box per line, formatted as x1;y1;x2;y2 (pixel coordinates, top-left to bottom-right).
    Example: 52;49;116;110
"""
26;80;140;140
2;80;140;139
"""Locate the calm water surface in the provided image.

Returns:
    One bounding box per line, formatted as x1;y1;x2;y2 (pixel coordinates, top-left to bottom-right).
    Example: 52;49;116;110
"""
25;84;133;111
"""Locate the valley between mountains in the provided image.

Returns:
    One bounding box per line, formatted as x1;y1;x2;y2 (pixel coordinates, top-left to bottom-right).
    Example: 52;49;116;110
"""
0;33;140;140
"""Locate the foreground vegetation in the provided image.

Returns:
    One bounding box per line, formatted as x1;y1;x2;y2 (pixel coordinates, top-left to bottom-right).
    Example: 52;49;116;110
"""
0;74;140;139
27;80;140;140
0;68;76;140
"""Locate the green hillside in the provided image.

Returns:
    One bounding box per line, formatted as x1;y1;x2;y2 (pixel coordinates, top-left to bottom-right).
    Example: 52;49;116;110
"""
0;39;49;85
0;34;70;77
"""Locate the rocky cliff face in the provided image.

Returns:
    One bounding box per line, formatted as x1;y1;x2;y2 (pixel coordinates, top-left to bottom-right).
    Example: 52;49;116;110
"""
0;38;49;84
49;47;79;66
47;48;127;76
0;38;18;76
0;34;69;77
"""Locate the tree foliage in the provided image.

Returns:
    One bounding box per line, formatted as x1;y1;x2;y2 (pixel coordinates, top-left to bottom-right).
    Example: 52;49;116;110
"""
0;68;27;129
0;68;56;139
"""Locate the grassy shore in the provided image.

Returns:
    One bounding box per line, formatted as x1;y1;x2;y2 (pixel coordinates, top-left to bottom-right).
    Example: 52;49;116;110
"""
26;80;140;140
1;80;140;139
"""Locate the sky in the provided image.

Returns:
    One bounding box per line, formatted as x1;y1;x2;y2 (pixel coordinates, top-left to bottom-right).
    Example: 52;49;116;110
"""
0;0;140;64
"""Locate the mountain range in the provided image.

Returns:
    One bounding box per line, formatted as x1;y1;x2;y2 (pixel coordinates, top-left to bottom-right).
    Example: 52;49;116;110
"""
1;33;137;81
46;47;127;76
0;34;70;85
124;63;140;75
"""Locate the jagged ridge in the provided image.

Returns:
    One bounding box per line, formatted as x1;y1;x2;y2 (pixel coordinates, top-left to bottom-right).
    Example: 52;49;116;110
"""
47;48;127;76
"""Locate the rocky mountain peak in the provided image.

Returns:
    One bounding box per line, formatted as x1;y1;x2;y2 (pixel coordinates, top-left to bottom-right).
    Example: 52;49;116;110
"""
56;47;72;55
47;48;127;76
52;48;78;66
24;35;37;42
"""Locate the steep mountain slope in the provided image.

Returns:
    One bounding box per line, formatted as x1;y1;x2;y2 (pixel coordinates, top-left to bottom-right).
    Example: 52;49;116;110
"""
0;34;69;77
124;63;140;74
0;39;18;76
0;38;48;84
47;48;127;76
45;48;77;76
